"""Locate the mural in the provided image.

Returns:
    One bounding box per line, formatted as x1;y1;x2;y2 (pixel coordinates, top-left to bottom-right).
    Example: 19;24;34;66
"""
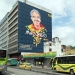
18;1;52;52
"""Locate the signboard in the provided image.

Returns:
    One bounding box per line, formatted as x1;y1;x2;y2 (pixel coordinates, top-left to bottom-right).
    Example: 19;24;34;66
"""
22;52;56;58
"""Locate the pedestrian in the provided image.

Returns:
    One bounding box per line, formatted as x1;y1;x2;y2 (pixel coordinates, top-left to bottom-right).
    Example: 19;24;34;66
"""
42;62;44;68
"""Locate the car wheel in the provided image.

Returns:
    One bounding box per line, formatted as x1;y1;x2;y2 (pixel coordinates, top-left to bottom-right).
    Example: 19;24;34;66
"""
54;68;56;71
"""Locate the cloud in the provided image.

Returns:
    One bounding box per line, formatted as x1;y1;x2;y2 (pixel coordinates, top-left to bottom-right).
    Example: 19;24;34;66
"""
52;25;75;46
50;0;75;46
0;0;17;21
0;0;75;46
0;0;7;20
28;0;67;19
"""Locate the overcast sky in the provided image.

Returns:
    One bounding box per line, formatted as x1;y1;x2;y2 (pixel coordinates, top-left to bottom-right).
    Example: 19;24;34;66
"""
0;0;75;46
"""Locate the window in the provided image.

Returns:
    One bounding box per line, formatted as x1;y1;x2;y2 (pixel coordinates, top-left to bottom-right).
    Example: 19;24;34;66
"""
49;48;52;51
61;49;63;52
49;43;52;46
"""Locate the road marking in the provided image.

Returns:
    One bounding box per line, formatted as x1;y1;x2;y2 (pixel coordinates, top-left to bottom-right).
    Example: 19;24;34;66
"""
11;74;15;75
6;71;15;75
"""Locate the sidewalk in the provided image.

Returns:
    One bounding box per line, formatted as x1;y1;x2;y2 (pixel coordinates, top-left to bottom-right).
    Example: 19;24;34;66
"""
32;65;52;70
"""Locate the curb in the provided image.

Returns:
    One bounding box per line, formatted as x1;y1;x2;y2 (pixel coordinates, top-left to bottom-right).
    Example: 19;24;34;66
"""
32;66;51;70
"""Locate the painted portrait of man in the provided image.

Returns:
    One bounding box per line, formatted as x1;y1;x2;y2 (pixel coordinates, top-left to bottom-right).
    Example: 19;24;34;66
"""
25;9;47;47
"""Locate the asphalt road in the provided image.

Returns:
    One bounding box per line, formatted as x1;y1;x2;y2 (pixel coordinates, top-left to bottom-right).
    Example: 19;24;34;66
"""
8;66;70;75
7;67;48;75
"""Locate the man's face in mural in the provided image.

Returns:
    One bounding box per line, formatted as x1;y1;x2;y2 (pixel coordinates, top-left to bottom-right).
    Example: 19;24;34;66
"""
31;12;41;29
25;9;47;47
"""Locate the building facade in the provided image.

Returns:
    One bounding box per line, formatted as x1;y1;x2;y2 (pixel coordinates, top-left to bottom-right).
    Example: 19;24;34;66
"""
0;13;8;50
8;1;19;57
7;1;52;57
44;37;64;56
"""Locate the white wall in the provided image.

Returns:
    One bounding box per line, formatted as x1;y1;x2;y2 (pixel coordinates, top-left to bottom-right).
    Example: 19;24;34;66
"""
44;42;50;52
44;37;64;57
52;39;62;56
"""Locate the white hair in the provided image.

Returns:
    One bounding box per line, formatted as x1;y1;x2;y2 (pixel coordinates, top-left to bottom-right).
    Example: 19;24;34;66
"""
30;9;41;18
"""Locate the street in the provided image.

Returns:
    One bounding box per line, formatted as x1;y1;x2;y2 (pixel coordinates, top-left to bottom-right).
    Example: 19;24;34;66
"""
0;66;69;75
0;66;70;75
7;67;47;75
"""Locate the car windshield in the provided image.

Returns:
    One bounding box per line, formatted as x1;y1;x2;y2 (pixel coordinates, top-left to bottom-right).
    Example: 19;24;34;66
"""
25;63;31;66
12;59;17;61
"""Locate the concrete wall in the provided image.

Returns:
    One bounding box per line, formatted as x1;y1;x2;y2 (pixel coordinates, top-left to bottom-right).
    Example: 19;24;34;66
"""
43;58;51;67
44;37;64;57
25;58;33;64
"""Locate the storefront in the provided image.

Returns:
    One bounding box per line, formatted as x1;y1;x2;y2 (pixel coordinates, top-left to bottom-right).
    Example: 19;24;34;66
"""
21;52;56;67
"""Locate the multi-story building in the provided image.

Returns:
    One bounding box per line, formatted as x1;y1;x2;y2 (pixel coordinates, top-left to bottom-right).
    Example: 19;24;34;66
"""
0;13;8;50
7;0;52;58
8;1;19;57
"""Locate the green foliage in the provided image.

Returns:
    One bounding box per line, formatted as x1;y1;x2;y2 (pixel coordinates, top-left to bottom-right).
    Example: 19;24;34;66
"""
70;46;75;50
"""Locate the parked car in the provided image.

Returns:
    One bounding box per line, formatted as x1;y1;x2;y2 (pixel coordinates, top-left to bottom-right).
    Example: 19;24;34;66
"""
8;58;18;66
19;62;32;70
